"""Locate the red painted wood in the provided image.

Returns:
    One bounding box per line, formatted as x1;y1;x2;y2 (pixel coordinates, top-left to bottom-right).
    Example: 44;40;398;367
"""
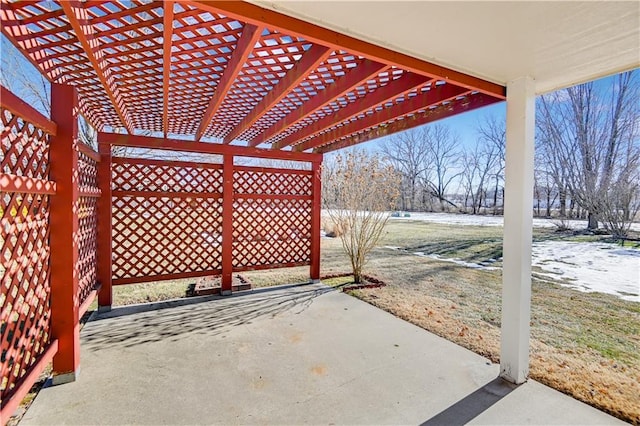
289;72;428;151
224;44;332;144
49;83;80;379
319;93;502;152
100;132;322;163
307;84;469;153
260;60;387;148
58;1;134;133
97;139;113;307
310;160;322;280
195;24;262;141
193;1;506;98
113;270;223;286
221;155;235;292
0;173;56;195
162;1;174;137
76;141;100;163
0;85;57;135
0;340;58;423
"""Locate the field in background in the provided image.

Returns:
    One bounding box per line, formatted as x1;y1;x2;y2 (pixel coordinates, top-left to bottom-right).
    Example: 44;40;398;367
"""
112;219;639;423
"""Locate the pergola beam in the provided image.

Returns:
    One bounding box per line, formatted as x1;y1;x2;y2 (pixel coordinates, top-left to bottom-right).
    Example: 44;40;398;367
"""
162;1;174;137
315;93;500;153
195;23;262;141
223;44;332;144
287;72;428;151
59;1;134;134
98;132;322;163
252;59;387;147
191;0;506;99
305;84;468;153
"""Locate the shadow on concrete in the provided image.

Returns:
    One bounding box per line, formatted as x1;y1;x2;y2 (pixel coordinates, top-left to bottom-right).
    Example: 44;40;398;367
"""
82;283;332;352
421;377;519;426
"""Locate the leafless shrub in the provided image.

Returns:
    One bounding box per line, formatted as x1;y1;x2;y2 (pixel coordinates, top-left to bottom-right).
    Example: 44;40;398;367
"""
322;151;400;283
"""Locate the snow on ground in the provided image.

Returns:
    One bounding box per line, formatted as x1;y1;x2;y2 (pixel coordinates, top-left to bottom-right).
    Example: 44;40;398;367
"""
383;212;640;302
531;241;640;302
389;211;640;231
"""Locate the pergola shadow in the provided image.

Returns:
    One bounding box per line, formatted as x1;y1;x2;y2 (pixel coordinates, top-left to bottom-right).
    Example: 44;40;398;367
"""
82;284;333;352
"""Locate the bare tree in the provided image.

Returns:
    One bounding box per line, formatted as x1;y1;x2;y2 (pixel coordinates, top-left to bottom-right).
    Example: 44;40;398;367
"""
460;139;500;214
380;128;431;211
538;71;640;232
423;124;461;210
322;151;400;283
476;116;506;214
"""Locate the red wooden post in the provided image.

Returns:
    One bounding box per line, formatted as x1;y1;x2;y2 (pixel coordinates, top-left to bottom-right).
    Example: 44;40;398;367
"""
97;139;112;309
310;159;322;282
49;83;80;384
221;154;234;294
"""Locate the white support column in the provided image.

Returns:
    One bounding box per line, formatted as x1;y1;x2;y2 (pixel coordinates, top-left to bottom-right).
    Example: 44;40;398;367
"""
500;76;536;384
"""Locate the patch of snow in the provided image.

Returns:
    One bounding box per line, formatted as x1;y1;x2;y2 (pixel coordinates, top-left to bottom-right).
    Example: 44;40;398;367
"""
387;211;640;231
423;253;500;271
531;241;640;302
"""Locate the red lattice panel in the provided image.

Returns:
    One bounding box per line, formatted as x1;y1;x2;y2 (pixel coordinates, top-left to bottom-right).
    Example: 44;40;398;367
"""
233;166;312;196
232;198;312;268
1;107;53;402
111;196;223;281
77;150;99;304
111;158;224;282
112;159;223;193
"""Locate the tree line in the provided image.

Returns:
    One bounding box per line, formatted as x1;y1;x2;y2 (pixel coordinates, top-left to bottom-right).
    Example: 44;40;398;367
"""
357;70;639;237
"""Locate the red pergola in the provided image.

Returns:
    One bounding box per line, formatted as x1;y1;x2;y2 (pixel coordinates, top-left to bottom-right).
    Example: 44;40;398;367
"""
1;1;504;150
0;1;505;422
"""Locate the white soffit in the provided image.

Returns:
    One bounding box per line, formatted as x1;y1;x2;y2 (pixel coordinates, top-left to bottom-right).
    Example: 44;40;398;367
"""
248;1;640;94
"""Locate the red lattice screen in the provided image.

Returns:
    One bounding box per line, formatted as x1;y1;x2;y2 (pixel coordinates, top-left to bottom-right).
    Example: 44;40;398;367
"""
1;97;55;406
111;158;224;284
77;146;100;305
233;166;313;269
110;156;315;285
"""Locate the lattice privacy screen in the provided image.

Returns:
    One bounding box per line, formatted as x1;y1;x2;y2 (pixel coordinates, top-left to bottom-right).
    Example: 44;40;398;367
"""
110;158;314;284
1;104;53;401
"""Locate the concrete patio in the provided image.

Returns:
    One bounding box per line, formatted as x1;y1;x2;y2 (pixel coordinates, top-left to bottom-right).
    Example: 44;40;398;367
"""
22;284;621;425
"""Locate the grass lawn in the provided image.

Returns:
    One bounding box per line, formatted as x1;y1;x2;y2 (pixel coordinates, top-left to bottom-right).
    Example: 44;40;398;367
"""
111;220;640;424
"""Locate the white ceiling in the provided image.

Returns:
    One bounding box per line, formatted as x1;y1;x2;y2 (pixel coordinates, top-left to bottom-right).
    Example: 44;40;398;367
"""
248;1;640;94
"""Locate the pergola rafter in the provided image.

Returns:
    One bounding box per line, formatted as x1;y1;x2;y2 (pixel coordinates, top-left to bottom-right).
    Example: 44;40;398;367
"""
317;92;501;153
58;1;134;134
254;59;388;148
163;1;174;137
195;23;263;141
223;44;332;144
302;84;470;153
287;72;429;151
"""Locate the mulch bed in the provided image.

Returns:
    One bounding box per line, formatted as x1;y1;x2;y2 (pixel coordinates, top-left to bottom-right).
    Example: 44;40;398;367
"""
320;272;387;291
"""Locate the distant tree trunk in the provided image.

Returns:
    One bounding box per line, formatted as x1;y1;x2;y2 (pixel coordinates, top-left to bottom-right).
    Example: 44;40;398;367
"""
588;212;598;230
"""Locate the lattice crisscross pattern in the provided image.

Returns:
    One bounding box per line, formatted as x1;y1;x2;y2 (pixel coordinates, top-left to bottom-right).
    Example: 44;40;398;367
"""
111;158;224;282
234;167;312;196
112;159;223;194
232;167;313;269
76;149;99;304
233;198;312;268
1;107;53;401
